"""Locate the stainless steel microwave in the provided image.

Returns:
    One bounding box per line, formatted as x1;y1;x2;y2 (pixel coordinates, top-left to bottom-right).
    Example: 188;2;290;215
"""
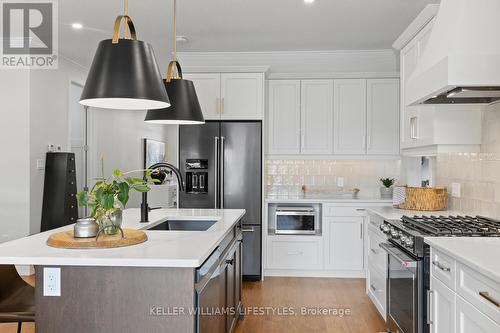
268;204;321;235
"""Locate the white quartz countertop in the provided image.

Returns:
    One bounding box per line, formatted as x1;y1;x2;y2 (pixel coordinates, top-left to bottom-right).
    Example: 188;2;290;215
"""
366;206;462;221
0;208;245;268
265;194;392;204
425;237;500;281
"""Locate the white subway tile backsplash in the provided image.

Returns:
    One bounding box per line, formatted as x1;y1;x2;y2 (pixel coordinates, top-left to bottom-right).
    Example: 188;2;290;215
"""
265;159;400;197
435;103;500;217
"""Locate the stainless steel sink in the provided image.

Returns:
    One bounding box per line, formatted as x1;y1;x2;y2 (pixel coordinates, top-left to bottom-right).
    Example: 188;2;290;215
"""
144;220;217;231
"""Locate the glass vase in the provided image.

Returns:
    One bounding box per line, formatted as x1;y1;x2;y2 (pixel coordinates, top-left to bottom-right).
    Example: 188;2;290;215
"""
98;208;123;236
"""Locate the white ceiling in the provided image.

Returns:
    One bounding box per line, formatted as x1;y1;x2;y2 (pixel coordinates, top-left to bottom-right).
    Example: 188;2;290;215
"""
59;0;438;68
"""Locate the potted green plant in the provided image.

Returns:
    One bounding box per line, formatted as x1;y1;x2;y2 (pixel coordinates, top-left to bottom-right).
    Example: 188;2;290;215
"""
379;178;395;199
77;158;157;236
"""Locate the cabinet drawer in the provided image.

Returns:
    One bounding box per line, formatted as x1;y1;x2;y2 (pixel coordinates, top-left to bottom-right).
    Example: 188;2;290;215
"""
267;238;322;270
367;263;386;317
431;248;456;290
368;229;387;275
456;262;500;325
324;205;367;217
456;295;500;333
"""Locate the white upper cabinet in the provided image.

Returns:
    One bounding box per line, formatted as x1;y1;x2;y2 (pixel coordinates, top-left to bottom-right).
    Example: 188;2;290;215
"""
183;72;264;120
267;78;400;157
268;80;301;155
367;79;400;155
220;73;264;120
183;73;221;120
300;80;334;154
333;79;367;155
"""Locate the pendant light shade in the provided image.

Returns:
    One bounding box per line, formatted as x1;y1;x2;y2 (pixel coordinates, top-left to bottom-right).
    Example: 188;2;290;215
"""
144;62;204;124
80;15;170;110
144;0;204;124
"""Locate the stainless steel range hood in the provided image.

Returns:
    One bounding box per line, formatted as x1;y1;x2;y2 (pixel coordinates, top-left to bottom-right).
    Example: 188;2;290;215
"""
422;87;500;105
407;0;500;106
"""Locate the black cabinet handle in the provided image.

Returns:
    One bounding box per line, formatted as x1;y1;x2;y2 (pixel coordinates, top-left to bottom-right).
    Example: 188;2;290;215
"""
226;259;234;265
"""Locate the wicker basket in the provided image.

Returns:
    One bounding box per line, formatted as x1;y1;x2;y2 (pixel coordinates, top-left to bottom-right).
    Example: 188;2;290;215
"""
398;187;447;211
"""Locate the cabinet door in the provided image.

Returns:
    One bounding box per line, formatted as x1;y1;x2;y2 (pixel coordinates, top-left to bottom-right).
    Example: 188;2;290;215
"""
183;73;221;120
300;80;334;154
221;73;264;120
456;295;500;333
267;80;301;154
367;79;400;155
324;217;364;270
431;276;456;333
400;41;419;149
333;79;367;154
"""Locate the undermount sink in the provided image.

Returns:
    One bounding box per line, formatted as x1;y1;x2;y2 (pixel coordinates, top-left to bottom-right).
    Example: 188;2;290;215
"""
144;220;217;231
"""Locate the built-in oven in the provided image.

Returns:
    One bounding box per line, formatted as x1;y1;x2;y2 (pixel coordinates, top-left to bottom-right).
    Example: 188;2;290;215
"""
268;203;321;236
380;242;425;333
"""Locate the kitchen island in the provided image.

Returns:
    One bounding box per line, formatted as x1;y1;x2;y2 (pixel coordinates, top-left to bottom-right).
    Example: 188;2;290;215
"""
0;208;246;333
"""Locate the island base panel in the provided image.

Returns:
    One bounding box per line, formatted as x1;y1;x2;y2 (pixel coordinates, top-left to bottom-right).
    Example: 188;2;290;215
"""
35;265;196;333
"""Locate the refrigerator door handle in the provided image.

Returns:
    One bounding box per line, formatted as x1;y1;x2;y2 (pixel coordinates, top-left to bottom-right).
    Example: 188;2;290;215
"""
220;136;225;209
214;136;219;208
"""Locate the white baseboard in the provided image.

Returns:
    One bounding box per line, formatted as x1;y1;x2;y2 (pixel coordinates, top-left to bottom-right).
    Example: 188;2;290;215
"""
264;269;366;278
15;265;34;276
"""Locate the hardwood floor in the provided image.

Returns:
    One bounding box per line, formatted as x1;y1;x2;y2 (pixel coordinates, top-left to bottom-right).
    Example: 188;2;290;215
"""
234;277;385;333
0;277;385;333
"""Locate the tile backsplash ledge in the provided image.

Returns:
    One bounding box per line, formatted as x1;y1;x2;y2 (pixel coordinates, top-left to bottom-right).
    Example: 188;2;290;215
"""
265;159;401;197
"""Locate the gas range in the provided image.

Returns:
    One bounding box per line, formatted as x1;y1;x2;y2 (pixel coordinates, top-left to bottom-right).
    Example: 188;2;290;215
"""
380;215;500;257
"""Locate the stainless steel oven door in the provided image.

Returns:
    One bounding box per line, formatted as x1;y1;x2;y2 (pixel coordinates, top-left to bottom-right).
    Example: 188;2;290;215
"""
275;206;318;235
380;242;420;333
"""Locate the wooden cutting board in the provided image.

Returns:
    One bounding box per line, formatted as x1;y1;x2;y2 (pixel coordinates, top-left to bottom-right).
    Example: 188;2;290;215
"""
47;228;148;249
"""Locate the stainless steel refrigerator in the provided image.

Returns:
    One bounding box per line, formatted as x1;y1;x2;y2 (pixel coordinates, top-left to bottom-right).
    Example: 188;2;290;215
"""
179;121;262;280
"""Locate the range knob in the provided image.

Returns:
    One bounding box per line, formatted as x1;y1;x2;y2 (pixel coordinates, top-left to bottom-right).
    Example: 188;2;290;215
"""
390;228;400;239
400;235;407;243
380;224;391;234
405;237;414;248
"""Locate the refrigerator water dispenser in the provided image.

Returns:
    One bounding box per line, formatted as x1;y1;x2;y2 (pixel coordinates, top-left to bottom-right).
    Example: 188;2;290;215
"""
185;159;208;194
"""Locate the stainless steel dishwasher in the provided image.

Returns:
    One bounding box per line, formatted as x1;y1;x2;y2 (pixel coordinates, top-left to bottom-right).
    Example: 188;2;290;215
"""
195;228;242;333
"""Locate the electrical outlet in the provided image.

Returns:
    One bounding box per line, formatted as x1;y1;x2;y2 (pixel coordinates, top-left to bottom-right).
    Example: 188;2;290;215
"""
36;159;44;170
337;177;344;187
43;267;61;297
451;182;461;198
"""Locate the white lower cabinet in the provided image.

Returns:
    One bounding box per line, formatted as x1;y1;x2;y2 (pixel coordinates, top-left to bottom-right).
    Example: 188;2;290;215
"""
265;204;374;277
324;217;364;270
367;263;386;319
456;295;499;333
430;245;500;333
431;276;456;333
366;213;388;320
266;236;323;270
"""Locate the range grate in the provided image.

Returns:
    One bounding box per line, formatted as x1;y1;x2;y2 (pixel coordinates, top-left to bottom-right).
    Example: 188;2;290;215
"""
401;215;500;237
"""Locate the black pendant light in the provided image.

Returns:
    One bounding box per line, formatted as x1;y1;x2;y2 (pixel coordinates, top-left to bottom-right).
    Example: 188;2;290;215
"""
80;0;170;110
144;0;204;124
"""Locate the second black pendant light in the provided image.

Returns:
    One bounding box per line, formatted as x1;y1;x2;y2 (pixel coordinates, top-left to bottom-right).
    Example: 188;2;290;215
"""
144;0;205;124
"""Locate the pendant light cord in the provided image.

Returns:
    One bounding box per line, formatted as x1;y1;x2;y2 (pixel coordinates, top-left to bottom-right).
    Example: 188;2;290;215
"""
173;0;177;62
124;0;130;38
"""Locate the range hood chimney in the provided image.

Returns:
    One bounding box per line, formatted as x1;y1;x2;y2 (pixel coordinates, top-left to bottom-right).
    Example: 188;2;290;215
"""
407;0;500;105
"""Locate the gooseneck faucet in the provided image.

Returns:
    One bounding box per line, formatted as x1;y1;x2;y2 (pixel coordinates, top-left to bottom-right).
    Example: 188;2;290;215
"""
141;162;184;222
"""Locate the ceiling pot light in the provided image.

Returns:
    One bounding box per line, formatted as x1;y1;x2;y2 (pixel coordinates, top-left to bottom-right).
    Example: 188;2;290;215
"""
304;0;315;3
80;0;169;110
71;22;83;29
144;0;204;124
